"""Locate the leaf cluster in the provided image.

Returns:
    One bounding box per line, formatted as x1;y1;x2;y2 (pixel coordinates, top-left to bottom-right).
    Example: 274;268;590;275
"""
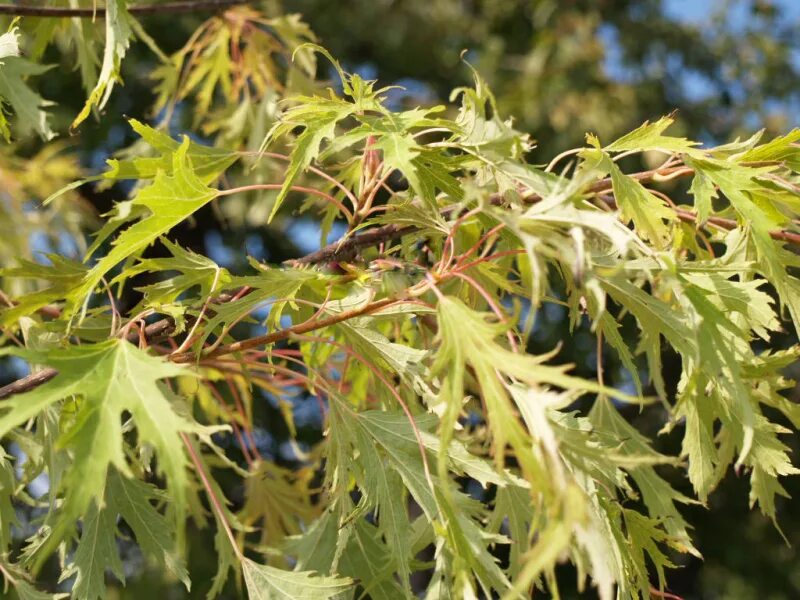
0;3;798;599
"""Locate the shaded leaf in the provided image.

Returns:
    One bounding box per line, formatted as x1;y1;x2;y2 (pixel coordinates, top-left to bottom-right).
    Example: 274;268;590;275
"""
242;558;354;600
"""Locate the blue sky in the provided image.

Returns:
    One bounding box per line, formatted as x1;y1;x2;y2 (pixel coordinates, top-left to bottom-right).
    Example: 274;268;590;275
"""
601;0;800;116
665;0;800;22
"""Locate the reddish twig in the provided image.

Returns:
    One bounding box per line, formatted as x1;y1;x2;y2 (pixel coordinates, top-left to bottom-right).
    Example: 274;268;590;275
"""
170;296;400;363
181;432;243;560
2;161;799;400
217;183;355;224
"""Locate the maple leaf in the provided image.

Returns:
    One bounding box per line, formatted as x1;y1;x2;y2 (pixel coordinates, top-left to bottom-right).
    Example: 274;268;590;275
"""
0;56;54;140
242;558;354;600
589;398;699;557
74;136;218;304
262;95;356;221
194;265;320;350
103;119;238;184
123;237;231;312
0;559;67;600
239;461;319;553
582;148;676;248
72;0;133;129
61;499;122;600
0;448;18;553
62;469;190;600
432;295;635;478
603;114;700;154
367;108;462;211
0;340;197;564
0;255;88;327
326;400;518;597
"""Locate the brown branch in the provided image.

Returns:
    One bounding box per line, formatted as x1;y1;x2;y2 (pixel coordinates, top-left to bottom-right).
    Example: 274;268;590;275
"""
0;368;57;399
3;163;800;398
0;283;395;396
0;0;247;17
599;192;800;245
0;317;174;399
170;296;399;363
292;164;800;265
691;212;800;245
287;224;417;266
287;166;696;267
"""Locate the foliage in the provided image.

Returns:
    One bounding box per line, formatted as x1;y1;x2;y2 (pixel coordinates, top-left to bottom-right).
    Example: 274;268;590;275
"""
288;0;800;157
0;1;798;599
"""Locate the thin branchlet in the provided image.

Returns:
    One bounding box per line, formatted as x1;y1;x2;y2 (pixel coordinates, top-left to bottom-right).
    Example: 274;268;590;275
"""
0;0;247;17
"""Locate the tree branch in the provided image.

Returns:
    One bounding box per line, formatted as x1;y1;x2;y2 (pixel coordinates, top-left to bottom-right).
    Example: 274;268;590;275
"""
3;162;800;398
0;294;399;397
170;297;399;363
0;368;57;399
286;224;417;266
290;164;800;266
285;166;692;267
0;0;247;17
0;318;173;399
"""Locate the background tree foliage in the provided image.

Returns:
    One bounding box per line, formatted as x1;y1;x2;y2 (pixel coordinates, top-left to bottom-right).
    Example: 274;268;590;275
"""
0;0;799;598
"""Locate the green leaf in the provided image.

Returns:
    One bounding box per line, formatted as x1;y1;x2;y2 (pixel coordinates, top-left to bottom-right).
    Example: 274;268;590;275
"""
366;109;462;211
687;156;800;336
106;470;190;589
675;385;718;502
621;508;676;595
336;520;407;600
242;558;354;600
599;275;696;372
603;151;676;248
267;15;318;77
195;266;320;349
262;96;356;222
104;119;238;184
0;255;88;327
0;448;19;552
375;132;427;200
433;295;635;480
681;272;780;341
61;500;123;600
453;62;529;159
1;559;67;600
604;115;699;153
591;307;643;396
284;510;340;574
504;485;583;600
336;317;436;408
72;0;133;129
487;485;532;579
325;399;516;596
688;169;717;225
76;136;218;304
0;56;54;140
0;340;196;563
737;128;800;172
356;410;520;490
350;422;414;589
124;238;230;308
13;580;67;600
589;398;699;557
51;444;192;598
747;416;800;527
